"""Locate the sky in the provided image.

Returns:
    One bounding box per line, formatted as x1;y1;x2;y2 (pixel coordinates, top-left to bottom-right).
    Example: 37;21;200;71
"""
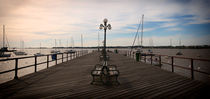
0;0;210;48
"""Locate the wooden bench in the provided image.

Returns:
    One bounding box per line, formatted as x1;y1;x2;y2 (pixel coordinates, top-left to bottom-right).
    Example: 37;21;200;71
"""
91;64;119;85
99;55;110;61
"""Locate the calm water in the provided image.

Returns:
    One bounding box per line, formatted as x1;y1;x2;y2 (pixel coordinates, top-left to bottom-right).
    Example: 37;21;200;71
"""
116;48;210;83
0;48;93;84
0;48;210;84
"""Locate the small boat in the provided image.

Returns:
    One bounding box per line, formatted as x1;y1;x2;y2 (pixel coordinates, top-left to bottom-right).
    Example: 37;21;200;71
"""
51;50;60;54
34;53;45;56
14;51;27;55
14;40;27;56
65;50;76;53
148;49;153;53
0;52;11;57
176;51;183;55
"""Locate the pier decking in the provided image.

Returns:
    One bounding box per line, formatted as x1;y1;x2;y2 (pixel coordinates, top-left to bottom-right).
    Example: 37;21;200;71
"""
0;52;209;98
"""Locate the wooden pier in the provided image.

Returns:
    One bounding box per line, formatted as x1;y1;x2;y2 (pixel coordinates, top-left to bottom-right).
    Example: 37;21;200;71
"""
0;52;209;98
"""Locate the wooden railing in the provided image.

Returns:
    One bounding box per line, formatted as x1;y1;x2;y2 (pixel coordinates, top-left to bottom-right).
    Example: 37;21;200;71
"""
0;50;89;79
122;50;210;80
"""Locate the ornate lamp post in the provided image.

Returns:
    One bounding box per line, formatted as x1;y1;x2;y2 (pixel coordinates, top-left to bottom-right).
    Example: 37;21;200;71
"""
99;18;112;61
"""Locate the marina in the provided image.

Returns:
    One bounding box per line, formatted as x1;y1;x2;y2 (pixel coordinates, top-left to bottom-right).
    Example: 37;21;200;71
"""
1;0;210;98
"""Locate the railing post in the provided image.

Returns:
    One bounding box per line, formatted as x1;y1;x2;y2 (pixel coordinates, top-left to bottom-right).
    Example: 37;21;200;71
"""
47;55;49;68
133;52;135;59
14;58;18;79
171;56;174;72
75;52;76;58
151;55;153;65
191;58;194;80
159;55;161;66
77;51;79;57
35;56;37;72
70;53;72;60
56;54;57;65
67;53;68;61
82;50;83;56
62;53;63;63
144;56;146;63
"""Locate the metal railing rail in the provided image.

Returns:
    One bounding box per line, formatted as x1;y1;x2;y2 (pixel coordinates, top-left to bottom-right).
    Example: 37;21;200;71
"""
124;50;210;80
0;50;89;79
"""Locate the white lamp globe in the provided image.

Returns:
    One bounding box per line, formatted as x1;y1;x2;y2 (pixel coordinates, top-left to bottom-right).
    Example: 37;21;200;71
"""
103;18;108;23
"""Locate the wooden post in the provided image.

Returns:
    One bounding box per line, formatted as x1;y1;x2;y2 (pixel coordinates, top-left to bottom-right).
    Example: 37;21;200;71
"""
35;56;37;72
171;57;174;72
47;55;49;68
159;55;161;66
151;55;153;65
14;58;18;79
62;53;63;63
191;59;194;80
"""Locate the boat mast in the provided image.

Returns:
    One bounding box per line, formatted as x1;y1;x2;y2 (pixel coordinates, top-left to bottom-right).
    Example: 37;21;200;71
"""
55;39;56;51
3;25;5;48
67;39;68;49
140;14;144;48
81;34;83;50
40;42;41;53
98;31;100;51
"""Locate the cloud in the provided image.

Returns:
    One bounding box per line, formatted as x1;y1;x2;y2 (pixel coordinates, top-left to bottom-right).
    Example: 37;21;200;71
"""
161;23;178;28
167;27;182;31
0;0;209;47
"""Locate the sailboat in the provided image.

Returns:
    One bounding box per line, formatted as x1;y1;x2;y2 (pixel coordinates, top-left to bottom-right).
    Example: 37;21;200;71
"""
34;42;44;56
65;37;76;53
13;41;27;55
131;15;144;54
148;38;153;54
0;25;11;57
176;39;183;55
51;39;60;54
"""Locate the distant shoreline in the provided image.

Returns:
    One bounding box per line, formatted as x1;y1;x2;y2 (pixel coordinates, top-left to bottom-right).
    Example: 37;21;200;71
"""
10;45;210;49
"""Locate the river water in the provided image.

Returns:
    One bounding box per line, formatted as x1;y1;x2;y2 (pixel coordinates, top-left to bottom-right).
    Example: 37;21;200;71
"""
0;48;210;84
116;48;210;84
0;48;93;84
